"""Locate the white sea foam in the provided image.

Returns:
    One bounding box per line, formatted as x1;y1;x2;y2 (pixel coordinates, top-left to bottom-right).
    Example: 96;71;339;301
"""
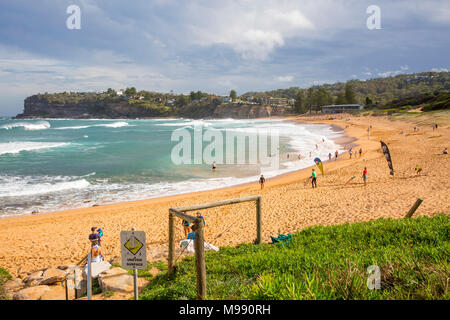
0;176;90;197
0;121;51;131
0;142;69;155
55;121;132;130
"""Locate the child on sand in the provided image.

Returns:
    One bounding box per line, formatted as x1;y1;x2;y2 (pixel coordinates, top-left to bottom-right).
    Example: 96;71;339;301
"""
362;167;367;186
311;169;317;188
259;175;265;189
443;148;448;154
90;240;105;263
415;165;422;175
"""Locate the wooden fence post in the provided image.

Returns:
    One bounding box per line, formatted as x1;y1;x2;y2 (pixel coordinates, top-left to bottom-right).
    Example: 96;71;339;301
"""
168;210;175;276
194;218;206;300
256;196;262;244
404;198;423;218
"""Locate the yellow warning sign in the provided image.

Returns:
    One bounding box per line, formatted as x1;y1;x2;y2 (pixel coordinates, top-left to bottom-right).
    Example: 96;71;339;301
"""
124;236;144;255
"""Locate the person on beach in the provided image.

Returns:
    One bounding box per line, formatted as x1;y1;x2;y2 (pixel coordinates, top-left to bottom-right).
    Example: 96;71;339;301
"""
212;161;216;170
259;175;266;190
335;150;338;161
359;148;362;157
90;240;105;263
443;148;448;154
298;154;302;160
196;211;206;226
349;148;353;159
311;169;317;188
328;153;332;161
89;227;100;247
182;220;191;238
415;165;422;175
362;167;367;186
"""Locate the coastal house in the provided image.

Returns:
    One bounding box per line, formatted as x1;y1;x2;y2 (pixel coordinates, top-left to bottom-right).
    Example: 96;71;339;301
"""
220;96;231;103
321;104;364;113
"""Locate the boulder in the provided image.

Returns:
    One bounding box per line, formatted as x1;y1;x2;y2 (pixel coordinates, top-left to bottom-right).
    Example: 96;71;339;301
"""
23;270;44;287
98;267;133;293
82;261;112;279
13;285;50;300
3;279;24;292
39;268;67;285
40;284;75;300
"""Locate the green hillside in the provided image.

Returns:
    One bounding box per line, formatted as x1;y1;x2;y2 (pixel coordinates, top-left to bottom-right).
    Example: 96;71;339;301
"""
140;214;449;300
243;72;450;106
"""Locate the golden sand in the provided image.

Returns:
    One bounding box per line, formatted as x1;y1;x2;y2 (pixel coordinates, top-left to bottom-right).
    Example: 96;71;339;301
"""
1;114;449;276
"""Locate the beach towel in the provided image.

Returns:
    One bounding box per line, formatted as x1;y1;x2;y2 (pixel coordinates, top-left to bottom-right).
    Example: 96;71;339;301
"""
270;233;293;245
179;240;219;253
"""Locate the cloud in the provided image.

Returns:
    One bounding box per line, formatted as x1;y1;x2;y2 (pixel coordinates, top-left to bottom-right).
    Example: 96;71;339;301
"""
276;75;294;82
185;1;315;60
431;67;449;72
378;65;409;78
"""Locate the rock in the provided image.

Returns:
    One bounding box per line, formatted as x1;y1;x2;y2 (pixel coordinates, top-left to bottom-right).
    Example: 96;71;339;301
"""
82;261;111;279
18;272;29;280
13;285;50;300
39;268;67;285
98;267;134;293
23;270;44;287
40;284;75;300
3;279;24;292
57;265;69;271
108;256;121;266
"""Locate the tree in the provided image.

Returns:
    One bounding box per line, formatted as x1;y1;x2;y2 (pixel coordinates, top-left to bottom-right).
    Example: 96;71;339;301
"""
294;91;307;114
125;87;137;96
335;92;346;105
365;96;373;105
230;90;237;101
106;88;116;95
306;88;314;114
345;84;356;104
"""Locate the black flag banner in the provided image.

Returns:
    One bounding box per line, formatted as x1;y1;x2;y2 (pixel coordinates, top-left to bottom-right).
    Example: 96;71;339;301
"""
380;141;394;176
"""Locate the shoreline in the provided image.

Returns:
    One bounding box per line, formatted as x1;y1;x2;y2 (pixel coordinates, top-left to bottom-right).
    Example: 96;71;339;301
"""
0;118;350;220
1;114;449;276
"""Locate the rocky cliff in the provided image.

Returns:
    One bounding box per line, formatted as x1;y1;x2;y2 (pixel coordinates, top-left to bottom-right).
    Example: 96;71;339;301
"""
15;95;289;119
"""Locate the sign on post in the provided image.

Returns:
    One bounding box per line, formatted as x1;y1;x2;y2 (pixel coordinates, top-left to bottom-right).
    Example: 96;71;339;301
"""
120;230;147;270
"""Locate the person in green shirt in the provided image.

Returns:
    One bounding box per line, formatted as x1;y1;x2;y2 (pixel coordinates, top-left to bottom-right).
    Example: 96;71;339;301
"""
311;169;317;188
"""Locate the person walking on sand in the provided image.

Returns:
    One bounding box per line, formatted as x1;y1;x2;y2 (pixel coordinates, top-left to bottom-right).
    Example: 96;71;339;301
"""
359;148;362;158
89;227;100;247
196;211;206;226
349;148;353;159
182;219;191;238
335;150;338;161
259;174;266;190
328;152;332;161
362;167;367;186
90;240;105;263
311;169;317;188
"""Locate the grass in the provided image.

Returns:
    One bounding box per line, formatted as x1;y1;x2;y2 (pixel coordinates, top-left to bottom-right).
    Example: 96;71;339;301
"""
0;267;12;300
140;215;449;300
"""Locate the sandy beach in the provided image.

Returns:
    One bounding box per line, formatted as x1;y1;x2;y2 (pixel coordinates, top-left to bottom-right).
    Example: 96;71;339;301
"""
1;114;449;276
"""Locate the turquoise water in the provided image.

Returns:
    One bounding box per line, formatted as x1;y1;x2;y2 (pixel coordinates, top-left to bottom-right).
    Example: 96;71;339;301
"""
0;118;344;217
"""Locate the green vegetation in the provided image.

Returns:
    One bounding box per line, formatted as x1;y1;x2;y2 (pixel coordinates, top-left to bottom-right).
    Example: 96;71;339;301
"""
140;215;449;300
243;71;450;107
23;71;449;118
0;267;12;300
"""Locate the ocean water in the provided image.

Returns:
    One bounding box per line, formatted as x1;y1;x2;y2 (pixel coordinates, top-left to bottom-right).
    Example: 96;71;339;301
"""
0;118;345;217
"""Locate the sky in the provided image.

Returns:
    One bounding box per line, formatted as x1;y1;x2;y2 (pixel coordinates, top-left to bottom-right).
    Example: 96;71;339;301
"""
0;0;449;116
